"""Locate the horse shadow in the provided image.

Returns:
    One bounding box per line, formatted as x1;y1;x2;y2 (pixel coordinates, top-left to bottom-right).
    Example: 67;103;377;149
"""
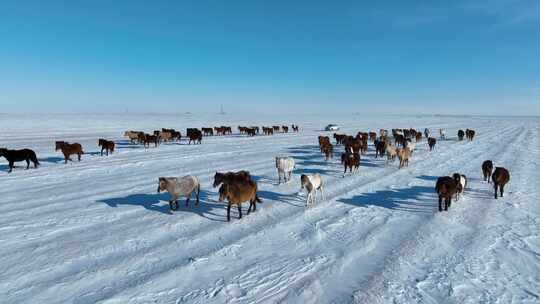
416;175;439;181
257;190;305;207
294;167;333;176
39;156;66;164
98;190;227;221
337;185;435;213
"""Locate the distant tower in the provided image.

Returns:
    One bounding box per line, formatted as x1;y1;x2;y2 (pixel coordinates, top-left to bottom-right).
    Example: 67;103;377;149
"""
220;104;225;115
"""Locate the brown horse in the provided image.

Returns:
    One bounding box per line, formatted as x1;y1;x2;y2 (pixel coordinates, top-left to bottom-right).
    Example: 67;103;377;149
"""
492;167;510;199
202;127;214;136
98;139;115;156
322;143;333;161
435;176;458;212
415;132;422;142
342;149;360;176
143;134;159;148
218;180;262;221
55;141;84;163
374;139;387;158
282;125;289;133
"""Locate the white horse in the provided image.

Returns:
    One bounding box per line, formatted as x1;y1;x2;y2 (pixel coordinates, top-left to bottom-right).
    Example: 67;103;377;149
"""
157;175;200;210
276;156;295;184
300;173;324;207
439;128;446;140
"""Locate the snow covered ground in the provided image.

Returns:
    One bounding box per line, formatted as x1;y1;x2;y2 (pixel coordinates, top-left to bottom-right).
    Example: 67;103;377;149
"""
0;113;539;304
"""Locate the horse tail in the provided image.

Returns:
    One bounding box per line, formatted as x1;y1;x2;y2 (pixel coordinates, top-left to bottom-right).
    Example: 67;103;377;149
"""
31;152;40;166
196;183;200;203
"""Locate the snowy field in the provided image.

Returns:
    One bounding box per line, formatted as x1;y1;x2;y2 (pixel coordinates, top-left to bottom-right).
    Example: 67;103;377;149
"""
0;113;539;304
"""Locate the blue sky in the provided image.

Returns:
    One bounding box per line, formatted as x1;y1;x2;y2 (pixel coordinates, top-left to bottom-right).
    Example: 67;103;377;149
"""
1;0;539;115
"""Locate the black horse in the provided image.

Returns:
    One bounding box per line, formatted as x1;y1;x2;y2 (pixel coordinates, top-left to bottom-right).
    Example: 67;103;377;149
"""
0;148;40;173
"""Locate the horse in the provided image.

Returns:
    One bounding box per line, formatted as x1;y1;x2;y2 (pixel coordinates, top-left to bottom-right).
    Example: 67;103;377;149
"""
202;127;214;136
213;170;252;188
187;129;202;144
452;173;467;201
439;128;446;140
386;143;398;164
374;139;387;158
273;126;280;132
322;143;333;161
98;139;115;156
492;167;510;199
157;176;201;210
276;157;295;184
424;128;430;139
458;130;465;141
124;131;143;144
300;173;324;207
482;160;494;183
282;126;289;133
0;148;39;173
245;128;256;136
292;124;299;132
428;137;437;151
397;147;411;169
435;176;458;212
369;132;377;142
55;141;84;163
415;132;422;142
466;129;476;141
143;134;159;148
218;180;261;221
342;149;360;176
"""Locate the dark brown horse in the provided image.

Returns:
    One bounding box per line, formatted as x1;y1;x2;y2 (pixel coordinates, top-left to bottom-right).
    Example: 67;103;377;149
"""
374;139;387;158
98;139;115;156
55;141;84;163
435;176;458;212
143;134;159;148
218;180;262;221
202;127;214;136
482;160;494;183
291;124;299;132
342;149;360;176
187;128;202;144
492;167;510;199
428;137;437;151
0;148;39;173
213;170;252;188
458;130;465;141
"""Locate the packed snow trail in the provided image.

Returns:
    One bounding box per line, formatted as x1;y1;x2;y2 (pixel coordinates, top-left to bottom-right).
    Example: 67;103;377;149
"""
0;114;538;304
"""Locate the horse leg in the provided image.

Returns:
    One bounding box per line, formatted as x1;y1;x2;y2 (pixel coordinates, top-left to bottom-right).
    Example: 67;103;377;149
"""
26;159;30;169
185;194;190;207
78;153;81;161
227;204;231;221
247;201;253;214
8;161;13;173
500;184;504;197
494;183;498;199
196;185;200;206
238;204;242;219
169;200;174;211
438;196;443;212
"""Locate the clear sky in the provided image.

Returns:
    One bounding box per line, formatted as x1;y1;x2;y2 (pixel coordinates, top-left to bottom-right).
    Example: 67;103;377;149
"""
1;0;539;115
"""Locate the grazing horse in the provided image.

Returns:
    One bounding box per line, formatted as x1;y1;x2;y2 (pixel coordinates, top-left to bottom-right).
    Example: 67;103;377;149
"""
482;160;494;183
157;176;201;210
453;173;467;201
276;157;295;184
300;173;324;206
213;170;252;188
458;130;465;141
218;180;261;221
0;148;39;173
55;141;84;163
435;176;458;212
492;167;510;199
428;137;437;151
98;139;115;156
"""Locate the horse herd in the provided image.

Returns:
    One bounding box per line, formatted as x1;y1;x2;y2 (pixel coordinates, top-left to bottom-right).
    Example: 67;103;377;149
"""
0;124;510;220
